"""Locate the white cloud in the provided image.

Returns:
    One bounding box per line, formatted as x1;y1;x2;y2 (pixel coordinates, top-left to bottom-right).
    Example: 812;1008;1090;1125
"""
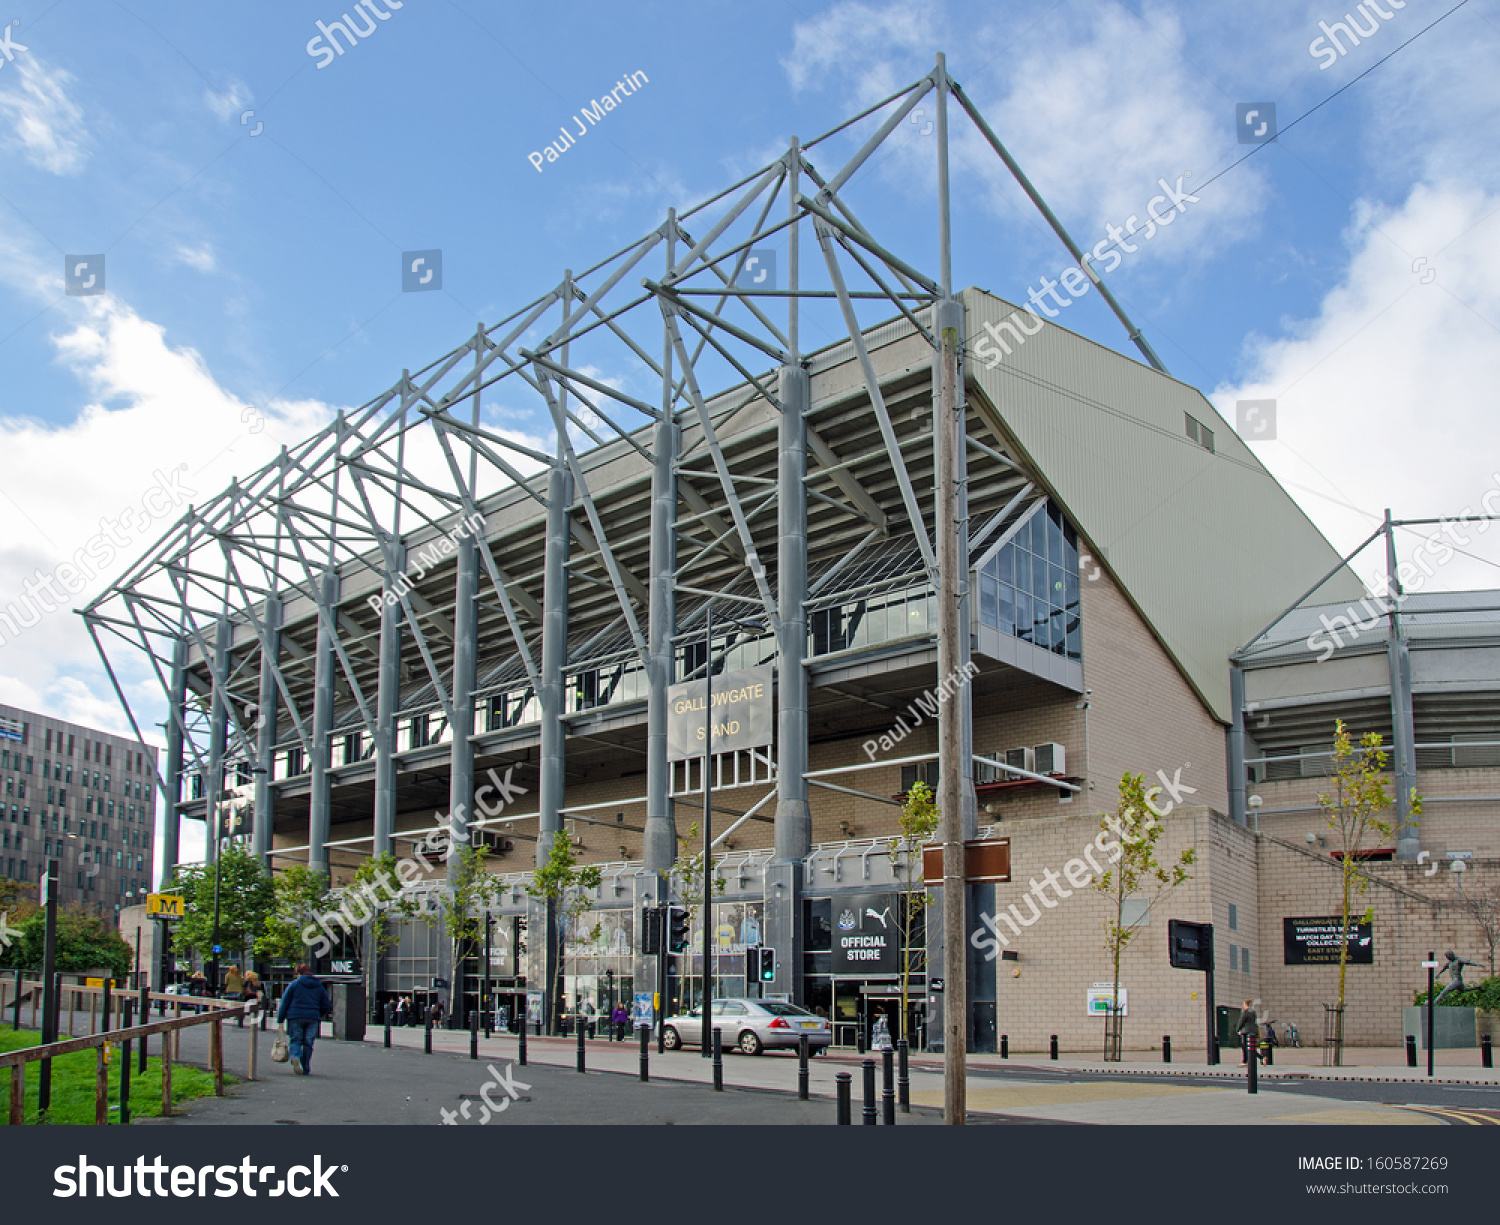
1213;181;1500;592
781;0;933;102
204;79;251;123
173;244;217;273
0;54;91;175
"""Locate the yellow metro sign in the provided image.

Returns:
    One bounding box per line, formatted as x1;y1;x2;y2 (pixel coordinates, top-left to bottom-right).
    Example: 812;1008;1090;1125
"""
146;893;185;919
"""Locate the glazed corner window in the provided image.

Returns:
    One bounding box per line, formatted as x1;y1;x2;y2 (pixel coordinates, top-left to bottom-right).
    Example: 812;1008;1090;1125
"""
974;500;1082;662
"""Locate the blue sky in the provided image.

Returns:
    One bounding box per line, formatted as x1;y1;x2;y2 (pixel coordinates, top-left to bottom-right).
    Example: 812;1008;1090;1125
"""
0;0;1496;870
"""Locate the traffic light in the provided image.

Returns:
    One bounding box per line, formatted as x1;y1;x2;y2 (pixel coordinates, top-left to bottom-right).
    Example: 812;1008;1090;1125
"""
745;946;761;981
759;947;776;982
667;906;690;953
642;905;662;955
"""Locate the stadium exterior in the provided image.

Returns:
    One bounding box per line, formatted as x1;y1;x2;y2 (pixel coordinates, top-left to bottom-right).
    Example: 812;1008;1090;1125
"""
84;60;1498;1051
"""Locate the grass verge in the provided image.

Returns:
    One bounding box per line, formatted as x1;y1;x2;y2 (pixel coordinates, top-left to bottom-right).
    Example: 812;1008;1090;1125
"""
0;1028;232;1124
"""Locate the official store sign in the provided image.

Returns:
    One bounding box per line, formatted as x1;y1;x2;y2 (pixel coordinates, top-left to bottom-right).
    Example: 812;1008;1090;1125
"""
831;892;900;976
666;666;773;761
1283;916;1373;965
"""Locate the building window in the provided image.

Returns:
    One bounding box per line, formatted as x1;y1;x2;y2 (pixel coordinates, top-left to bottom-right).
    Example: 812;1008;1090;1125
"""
1228;903;1238;931
1229;944;1238;972
67;734;74;756
1185;412;1215;453
409;715;430;749
44;729;51;752
975;501;1082;661
1242;949;1250;974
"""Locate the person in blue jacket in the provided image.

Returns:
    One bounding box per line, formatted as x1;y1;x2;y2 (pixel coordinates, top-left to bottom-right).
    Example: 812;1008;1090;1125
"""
277;964;333;1076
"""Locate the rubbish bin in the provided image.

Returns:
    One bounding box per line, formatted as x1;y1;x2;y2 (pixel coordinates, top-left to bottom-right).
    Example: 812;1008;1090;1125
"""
329;981;367;1042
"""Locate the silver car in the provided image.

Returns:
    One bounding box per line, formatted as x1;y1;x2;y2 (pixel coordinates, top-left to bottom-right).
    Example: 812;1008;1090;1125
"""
661;998;832;1055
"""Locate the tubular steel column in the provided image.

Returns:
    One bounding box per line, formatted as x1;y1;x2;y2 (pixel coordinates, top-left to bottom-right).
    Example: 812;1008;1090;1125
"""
252;596;281;866
162;636;188;874
644;418;680;873
1228;663;1247;827
768;363;811;1006
539;463;572;1032
205;619;232;867
449;534;479;873
308;569;338;879
373;544;405;858
1384;511;1419;860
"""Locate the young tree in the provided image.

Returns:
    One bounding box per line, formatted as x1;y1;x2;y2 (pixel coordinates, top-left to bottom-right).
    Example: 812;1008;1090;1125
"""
167;848;276;962
888;779;939;1042
435;843;503;1025
525;836;601;1032
1091;772;1196;1060
346;851;421;966
1317;720;1420;1052
257;865;332;966
1457;880;1500;978
667;821;724;1011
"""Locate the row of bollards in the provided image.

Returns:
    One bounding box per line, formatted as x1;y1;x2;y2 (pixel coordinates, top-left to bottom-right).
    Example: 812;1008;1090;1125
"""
835;1041;909;1124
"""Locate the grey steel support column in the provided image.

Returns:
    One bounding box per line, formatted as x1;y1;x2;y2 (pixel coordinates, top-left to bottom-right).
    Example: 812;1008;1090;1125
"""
539;463;571;1032
449;535;479;874
1384;510;1419;860
162;636;187;874
205;619;231;867
768;364;811;1005
644;419;680;873
308;569;338;879
1228;662;1247;827
373;545;405;858
251;596;281;865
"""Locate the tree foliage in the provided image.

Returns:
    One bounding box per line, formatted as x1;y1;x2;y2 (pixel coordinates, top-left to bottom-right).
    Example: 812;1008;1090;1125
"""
347;851;421;961
0;902;132;978
1091;772;1195;1058
257;864;331;964
667;821;724;1010
1457;881;1500;978
526;835;602;1029
166;847;275;960
1317;720;1419;1022
888;780;939;1040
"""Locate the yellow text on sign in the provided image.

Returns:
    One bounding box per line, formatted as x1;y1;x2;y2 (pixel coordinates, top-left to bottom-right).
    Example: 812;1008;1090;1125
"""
146;893;186;918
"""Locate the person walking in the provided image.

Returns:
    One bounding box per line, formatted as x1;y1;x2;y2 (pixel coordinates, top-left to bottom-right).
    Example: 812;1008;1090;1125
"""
1235;999;1258;1065
396;995;410;1027
223;965;244;1000
277;964;333;1076
610;1002;629;1041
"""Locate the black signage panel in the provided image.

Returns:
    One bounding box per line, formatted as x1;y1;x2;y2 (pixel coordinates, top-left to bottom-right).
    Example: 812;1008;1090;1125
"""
1283;916;1373;965
831;892;900;976
1168;919;1212;971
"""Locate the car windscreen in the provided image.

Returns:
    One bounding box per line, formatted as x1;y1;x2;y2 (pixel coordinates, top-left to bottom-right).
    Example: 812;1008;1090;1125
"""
755;1002;814;1017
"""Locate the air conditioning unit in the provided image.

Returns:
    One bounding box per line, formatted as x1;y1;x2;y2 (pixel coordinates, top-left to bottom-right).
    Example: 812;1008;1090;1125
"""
975;752;1003;784
1004;747;1036;775
1034;743;1065;775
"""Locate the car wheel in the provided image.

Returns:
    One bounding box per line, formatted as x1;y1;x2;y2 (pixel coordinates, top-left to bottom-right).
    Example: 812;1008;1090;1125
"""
738;1030;763;1056
663;1026;682;1050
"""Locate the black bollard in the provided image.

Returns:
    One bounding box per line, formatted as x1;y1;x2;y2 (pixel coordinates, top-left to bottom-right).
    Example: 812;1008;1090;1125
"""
260;1003;268;1030
577;1020;586;1073
857;1026;865;1056
1262;1039;1273;1067
1483;1033;1493;1069
861;1059;877;1125
385;1002;392;1050
518;1020;527;1067
798;1035;809;1101
882;1047;895;1125
639;1024;650;1082
836;1072;852;1125
139;986;149;1074
1247;1038;1258;1095
897;1039;910;1114
1405;1033;1417;1067
1000;1034;1008;1059
120;999;133;1125
424;1007;432;1055
470;1010;478;1060
712;1029;724;1091
1163;1035;1171;1064
1050;1034;1059;1061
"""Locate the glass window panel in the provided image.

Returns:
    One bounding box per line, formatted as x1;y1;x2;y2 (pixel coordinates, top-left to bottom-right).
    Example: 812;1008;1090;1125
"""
1050;564;1065;612
1049;512;1064;566
1066;618;1081;660
998;588;1015;637
1065;566;1080;612
1033;602;1051;651
979;574;998;626
1032;552;1049;603
1015;590;1032;642
995;544;1012;587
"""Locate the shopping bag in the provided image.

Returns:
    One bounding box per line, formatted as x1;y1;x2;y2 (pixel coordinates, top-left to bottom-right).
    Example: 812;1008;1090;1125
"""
270;1026;289;1063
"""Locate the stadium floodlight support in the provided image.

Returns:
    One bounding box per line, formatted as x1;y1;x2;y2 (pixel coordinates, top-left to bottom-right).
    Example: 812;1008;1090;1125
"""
79;53;1172;1120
